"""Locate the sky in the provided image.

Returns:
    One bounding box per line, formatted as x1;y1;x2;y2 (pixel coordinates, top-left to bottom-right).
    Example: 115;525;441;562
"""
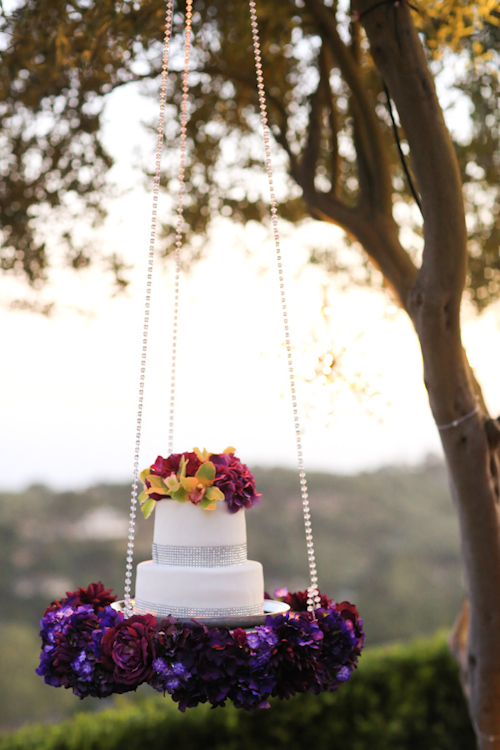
2;49;500;493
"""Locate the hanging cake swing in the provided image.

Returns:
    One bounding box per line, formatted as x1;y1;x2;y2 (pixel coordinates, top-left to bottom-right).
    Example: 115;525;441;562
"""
37;0;364;711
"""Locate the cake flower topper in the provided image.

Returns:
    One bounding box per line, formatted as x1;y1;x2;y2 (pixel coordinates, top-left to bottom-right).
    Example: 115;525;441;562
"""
139;447;261;518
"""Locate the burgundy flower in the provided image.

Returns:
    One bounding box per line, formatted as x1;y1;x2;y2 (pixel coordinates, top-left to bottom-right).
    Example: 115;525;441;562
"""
274;588;332;612
150;452;201;479
101;614;157;686
334;601;359;623
70;583;116;609
44;582;116;616
232;628;248;648
211;452;261;513
156;616;192;654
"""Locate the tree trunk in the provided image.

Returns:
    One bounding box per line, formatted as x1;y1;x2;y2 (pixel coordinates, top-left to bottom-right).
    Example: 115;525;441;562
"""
351;2;500;746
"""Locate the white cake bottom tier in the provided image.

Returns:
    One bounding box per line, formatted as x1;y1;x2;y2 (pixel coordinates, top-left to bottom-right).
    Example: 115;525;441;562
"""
134;559;264;618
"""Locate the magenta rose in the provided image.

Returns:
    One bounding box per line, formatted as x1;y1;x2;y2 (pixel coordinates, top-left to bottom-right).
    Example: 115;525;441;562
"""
101;614;157;686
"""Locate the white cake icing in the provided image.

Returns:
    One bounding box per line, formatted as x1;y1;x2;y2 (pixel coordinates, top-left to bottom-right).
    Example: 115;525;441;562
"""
153;500;247;547
134;499;264;618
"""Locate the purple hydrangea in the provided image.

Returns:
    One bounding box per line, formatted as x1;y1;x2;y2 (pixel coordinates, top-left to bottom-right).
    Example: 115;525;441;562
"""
152;657;192;692
36;603;125;698
210;452;261;513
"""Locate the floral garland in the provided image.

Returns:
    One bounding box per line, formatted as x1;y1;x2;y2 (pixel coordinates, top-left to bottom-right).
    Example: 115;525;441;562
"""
139;447;261;518
37;583;364;711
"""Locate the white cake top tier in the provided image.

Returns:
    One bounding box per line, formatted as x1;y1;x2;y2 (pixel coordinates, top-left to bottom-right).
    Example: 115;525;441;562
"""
153;499;247;547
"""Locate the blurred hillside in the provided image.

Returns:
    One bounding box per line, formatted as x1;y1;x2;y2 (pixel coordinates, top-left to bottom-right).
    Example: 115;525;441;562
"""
0;459;465;731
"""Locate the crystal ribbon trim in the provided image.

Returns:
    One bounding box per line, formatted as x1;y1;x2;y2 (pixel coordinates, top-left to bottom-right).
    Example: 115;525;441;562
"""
152;542;247;567
133;598;264;618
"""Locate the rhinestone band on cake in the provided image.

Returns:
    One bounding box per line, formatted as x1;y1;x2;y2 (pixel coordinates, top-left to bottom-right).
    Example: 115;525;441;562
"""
133;599;264;618
152;542;247;567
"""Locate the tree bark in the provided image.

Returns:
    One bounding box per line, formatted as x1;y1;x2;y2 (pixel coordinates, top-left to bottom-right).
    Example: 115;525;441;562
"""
350;2;500;746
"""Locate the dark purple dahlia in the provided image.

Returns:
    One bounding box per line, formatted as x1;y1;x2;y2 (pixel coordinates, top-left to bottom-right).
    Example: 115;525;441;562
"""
210;452;261;513
44;582;116;615
272;587;332;611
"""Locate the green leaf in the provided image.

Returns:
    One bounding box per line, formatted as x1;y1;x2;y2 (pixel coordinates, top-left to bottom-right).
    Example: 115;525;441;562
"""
141;497;156;520
196;461;215;484
148;475;168;490
138;490;148;506
181;477;198;492
139;468;150;484
165;475;180;492
200;497;217;511
179;455;187;480
170;488;189;503
204;486;224;502
194;446;210;462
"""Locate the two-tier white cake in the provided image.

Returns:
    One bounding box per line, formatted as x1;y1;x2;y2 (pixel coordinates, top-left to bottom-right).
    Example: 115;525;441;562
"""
134;499;264;619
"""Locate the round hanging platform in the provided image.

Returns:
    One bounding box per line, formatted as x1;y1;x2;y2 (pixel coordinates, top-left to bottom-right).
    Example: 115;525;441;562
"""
112;598;290;628
37;583;364;711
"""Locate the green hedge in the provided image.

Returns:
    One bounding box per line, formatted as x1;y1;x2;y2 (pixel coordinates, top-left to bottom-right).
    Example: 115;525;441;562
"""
1;634;475;750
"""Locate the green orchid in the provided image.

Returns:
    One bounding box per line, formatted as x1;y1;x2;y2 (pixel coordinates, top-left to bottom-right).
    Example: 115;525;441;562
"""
139;453;226;518
138;473;170;519
168;459;224;510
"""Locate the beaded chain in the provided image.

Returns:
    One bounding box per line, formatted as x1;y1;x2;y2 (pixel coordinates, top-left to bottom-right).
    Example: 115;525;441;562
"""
124;0;321;617
248;0;320;611
168;0;193;457
123;0;175;617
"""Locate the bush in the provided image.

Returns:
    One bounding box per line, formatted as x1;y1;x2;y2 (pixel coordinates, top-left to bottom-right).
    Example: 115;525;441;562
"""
0;634;475;750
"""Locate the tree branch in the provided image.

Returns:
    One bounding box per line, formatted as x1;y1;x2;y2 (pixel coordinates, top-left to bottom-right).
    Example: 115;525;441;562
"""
299;58;325;195
299;39;336;197
309;192;418;306
304;0;393;214
318;44;340;191
354;2;466;308
199;64;301;181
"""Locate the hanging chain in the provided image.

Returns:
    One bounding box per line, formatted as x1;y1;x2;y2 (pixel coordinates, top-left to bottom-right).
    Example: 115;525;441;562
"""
168;0;193;455
249;0;321;612
124;0;174;616
124;0;320;615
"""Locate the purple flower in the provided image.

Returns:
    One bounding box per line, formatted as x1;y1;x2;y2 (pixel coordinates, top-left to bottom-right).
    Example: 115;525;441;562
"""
36;602;125;698
44;582;116;615
336;666;351;682
101;614;157;686
152;657;192;692
71;650;93;680
211;452;261;513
